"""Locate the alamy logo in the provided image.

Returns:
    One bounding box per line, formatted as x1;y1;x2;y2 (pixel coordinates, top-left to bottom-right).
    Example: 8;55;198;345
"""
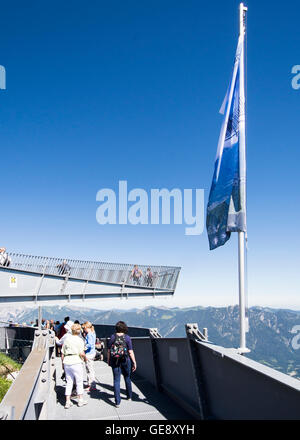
291;65;300;90
96;181;204;235
0;66;5;89
291;325;300;350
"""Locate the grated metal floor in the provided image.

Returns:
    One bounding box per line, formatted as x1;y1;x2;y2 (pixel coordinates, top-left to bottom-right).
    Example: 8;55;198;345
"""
53;358;192;420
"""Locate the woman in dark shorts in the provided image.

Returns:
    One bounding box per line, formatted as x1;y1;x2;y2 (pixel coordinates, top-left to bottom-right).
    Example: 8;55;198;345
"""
107;321;137;407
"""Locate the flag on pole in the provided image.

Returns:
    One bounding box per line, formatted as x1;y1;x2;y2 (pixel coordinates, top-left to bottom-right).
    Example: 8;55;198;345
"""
206;36;247;250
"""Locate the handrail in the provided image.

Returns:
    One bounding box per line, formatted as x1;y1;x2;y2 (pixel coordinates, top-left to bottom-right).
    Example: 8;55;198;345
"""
0;347;47;419
3;252;181;291
0;329;56;420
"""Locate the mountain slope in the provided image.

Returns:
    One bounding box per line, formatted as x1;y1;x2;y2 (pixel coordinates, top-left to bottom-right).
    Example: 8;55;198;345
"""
5;304;300;378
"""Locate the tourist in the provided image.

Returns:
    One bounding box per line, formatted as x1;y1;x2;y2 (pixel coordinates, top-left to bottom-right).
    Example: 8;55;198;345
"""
130;265;143;285
57;260;71;276
82;321;96;391
145;267;153;287
48;319;55;331
0;247;11;267
58;316;70;339
107;321;137;407
56;319;74;380
95;339;104;361
54;321;61;335
56;319;74;346
61;323;88;409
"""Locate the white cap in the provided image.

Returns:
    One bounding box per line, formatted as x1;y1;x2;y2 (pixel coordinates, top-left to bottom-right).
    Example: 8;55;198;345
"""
64;320;74;333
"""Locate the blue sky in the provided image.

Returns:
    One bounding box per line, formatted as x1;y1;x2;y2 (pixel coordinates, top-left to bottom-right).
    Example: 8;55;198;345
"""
0;0;299;310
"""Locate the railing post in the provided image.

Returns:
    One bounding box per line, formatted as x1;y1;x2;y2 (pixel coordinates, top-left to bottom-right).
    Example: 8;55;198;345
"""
5;327;9;354
32;329;56;420
38;306;42;329
35;258;49;303
149;328;162;392
185;323;210;420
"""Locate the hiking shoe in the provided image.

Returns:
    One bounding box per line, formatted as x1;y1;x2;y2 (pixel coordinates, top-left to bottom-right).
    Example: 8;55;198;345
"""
64;401;73;409
78;399;88;407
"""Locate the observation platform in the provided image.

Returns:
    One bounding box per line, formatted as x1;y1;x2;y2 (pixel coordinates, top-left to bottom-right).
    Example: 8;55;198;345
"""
54;358;191;420
0;253;180;305
1;325;300;420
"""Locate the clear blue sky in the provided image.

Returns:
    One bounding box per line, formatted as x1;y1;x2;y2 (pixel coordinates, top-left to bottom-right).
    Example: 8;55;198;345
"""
1;0;299;310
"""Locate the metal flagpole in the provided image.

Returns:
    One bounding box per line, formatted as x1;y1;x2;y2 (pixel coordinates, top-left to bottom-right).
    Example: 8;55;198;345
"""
237;3;250;354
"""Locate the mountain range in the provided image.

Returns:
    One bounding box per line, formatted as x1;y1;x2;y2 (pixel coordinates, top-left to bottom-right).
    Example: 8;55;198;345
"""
1;304;300;379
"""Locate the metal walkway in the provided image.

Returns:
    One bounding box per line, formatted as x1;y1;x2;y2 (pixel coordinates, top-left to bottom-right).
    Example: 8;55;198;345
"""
0;253;180;304
54;358;192;420
1;326;300;420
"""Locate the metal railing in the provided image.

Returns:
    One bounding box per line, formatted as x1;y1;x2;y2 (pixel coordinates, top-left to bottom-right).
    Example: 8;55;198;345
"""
0;329;56;420
132;324;300;420
4;253;181;291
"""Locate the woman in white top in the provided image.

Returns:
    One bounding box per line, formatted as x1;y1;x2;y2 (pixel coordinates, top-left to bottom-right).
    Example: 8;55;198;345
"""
61;323;88;409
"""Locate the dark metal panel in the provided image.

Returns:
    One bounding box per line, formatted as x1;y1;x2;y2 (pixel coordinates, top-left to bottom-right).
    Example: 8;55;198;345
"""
0;327;35;363
4;327;35;344
195;342;300;420
155;338;200;411
131;338;157;387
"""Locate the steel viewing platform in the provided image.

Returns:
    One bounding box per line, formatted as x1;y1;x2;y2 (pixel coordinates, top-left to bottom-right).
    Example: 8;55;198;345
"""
0;253;180;304
1;324;300;420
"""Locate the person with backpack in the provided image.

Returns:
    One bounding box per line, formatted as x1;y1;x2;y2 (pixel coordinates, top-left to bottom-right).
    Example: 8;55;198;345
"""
107;321;137;407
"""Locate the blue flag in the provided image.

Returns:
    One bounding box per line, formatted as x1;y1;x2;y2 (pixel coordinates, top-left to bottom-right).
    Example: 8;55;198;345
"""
206;37;247;250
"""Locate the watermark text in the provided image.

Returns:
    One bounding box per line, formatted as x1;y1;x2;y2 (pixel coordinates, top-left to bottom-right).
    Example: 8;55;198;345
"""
96;181;204;235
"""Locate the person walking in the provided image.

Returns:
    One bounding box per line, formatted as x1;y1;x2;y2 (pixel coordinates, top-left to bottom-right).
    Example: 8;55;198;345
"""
82;321;96;391
130;265;143;285
61;323;88;409
58;316;70;340
56;320;74;381
145;267;153;286
57;260;71;275
107;321;137;407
